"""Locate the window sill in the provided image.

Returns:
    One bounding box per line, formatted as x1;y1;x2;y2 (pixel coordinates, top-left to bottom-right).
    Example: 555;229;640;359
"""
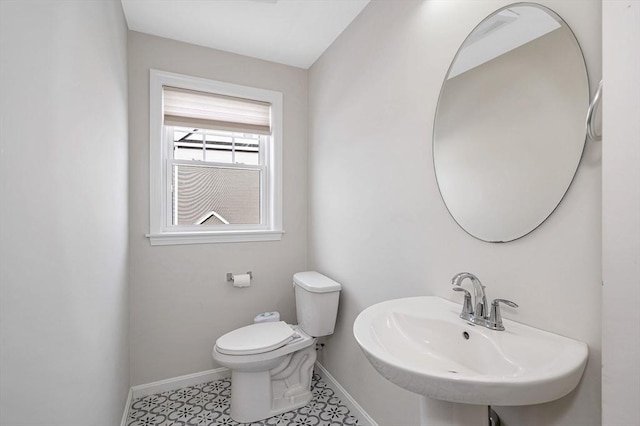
146;229;284;246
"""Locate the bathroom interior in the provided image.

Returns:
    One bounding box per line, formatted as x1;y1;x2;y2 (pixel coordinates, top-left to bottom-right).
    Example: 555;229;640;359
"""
0;0;638;425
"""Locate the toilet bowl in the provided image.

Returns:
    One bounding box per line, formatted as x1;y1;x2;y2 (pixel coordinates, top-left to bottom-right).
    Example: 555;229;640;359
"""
213;323;317;422
212;271;341;423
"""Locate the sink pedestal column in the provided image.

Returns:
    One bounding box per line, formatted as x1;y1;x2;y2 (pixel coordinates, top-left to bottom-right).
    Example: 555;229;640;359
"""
419;397;488;426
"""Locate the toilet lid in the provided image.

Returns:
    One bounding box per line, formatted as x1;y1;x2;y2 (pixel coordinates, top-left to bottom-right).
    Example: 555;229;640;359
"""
216;321;295;355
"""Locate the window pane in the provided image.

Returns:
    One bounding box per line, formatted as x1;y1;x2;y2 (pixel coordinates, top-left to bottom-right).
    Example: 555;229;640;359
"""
174;131;203;161
173;165;260;225
205;133;232;163
234;135;260;165
234;151;259;165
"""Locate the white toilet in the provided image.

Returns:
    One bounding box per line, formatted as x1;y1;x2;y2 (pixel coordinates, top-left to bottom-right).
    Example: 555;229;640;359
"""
212;271;342;423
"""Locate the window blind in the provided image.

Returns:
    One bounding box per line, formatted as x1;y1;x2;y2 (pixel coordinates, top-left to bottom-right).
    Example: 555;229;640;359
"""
163;86;272;135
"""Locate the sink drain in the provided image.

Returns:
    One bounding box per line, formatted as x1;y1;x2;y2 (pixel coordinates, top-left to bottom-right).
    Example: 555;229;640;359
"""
462;331;470;340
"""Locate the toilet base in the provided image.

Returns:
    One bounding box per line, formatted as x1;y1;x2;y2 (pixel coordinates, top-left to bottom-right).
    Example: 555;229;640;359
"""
229;344;317;423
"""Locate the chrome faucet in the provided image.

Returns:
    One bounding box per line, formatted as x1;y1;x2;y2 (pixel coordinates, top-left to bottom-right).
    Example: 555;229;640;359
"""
451;272;488;318
451;272;518;331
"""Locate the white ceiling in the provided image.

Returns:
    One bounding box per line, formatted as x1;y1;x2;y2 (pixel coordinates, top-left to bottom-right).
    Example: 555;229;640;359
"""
121;0;370;69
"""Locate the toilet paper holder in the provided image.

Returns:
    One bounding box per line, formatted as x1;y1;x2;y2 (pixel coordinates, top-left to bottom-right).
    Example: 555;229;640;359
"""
226;271;253;282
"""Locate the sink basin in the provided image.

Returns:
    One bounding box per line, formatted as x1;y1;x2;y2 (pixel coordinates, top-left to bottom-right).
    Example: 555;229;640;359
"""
353;296;588;406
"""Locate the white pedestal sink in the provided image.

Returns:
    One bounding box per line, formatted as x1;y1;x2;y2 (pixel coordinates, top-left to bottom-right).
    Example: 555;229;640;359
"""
353;297;588;425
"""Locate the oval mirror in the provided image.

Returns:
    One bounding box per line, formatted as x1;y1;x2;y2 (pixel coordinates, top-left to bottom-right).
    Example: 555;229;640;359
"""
433;3;589;242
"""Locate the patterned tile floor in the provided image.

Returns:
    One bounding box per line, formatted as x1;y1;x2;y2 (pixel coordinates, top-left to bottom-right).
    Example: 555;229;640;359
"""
126;371;361;426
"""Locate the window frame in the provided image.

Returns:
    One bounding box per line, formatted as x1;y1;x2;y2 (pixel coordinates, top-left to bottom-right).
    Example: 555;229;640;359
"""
147;69;283;245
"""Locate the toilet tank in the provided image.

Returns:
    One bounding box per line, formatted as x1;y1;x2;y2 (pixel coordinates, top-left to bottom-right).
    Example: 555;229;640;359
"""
293;271;341;337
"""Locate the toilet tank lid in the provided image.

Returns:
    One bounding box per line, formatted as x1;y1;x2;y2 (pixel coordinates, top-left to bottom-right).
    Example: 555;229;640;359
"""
293;271;341;293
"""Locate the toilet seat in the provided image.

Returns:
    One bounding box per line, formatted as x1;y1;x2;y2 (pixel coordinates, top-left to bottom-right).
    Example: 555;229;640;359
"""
216;321;295;355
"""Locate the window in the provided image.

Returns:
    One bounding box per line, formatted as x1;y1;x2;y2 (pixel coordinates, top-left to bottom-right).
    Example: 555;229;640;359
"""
148;70;283;245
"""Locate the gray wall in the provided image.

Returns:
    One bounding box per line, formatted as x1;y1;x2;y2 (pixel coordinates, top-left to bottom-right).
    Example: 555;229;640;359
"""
0;1;130;425
128;32;308;385
308;1;601;425
602;1;640;425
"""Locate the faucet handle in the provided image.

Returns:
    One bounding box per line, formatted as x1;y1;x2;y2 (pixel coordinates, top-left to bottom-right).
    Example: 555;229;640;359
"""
493;299;518;308
452;287;474;319
488;299;519;331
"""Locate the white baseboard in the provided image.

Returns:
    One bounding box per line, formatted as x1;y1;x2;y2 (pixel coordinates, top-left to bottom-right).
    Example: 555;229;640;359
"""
131;367;231;399
314;361;378;426
120;387;132;426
